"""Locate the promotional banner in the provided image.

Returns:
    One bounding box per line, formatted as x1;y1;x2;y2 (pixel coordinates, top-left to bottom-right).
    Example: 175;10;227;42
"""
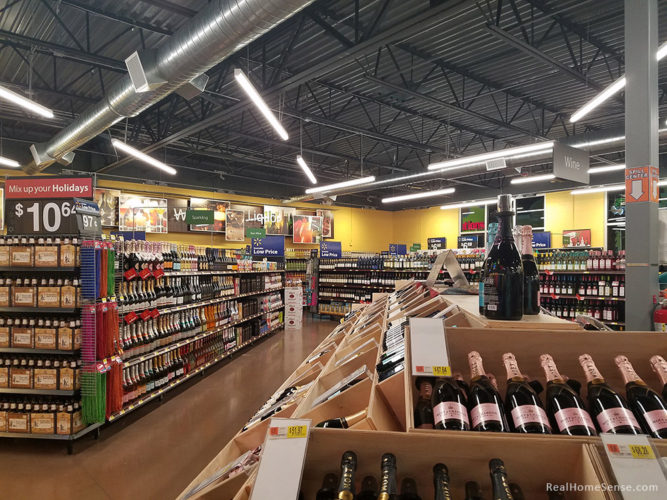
389;244;407;255
293;215;323;244
225;209;245;241
320;241;342;258
460;205;485;232
562;229;591;247
189;198;229;232
231;203;263;230
316;209;335;238
167;198;189;233
532;231;552;249
118;194;168;233
427;237;447;250
263;205;286;235
94;188;120;227
4;176;93;199
251;235;285;257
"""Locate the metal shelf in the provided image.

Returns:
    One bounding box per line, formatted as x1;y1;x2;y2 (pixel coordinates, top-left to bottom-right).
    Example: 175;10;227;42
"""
108;324;284;422
0;348;80;355
0;307;79;313
539;294;625;302
541;270;625;275
0;267;78;273
319;283;395;290
0;422;103;442
0;388;78;396
160;269;284;277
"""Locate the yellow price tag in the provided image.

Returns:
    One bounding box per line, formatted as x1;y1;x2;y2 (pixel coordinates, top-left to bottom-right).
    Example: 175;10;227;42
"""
629;444;655;459
286;425;308;439
432;366;451;377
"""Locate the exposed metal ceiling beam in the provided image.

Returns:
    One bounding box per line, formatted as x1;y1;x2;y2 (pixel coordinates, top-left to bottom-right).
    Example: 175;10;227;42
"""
137;0;197;17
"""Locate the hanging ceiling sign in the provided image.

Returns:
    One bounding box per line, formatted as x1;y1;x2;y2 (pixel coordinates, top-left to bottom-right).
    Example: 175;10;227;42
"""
552;142;589;184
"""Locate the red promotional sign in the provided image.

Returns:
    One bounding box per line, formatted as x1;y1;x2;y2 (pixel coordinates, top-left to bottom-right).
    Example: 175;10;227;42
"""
625;166;659;203
5;176;93;199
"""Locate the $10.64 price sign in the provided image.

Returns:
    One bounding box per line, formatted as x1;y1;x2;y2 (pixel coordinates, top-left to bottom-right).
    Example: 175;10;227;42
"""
6;199;77;235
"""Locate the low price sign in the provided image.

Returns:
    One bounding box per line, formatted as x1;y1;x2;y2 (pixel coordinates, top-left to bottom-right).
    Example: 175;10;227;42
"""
320;241;341;258
251;235;285;257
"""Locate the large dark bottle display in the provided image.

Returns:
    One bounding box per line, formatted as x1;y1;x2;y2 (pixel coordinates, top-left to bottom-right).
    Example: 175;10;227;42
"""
579;354;641;435
516;225;540;315
482;194;524;320
540;354;596;436
467;351;508;432
615;355;667;438
503;353;551;434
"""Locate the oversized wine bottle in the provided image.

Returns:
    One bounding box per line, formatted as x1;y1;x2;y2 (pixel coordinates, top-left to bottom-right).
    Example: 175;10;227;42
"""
336;451;357;500
482;195;524;320
378;453;399;500
540;354;596;436
578;354;641;435
650;355;667;400
433;463;452;500
432;377;470;430
503;353;551;434
467;351;508;432
614;355;667;438
516;225;540;315
489;459;514;500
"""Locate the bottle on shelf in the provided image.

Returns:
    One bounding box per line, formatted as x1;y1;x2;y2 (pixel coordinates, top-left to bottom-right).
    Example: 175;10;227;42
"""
516;225;539;315
578;354;641;435
336;451;357;500
482;195;524;320
433;463;452;500
650;355;667;400
315;409;367;429
614;355;667;438
467;351;508;432
464;481;484;500
399;478;420;500
356;476;379;500
540;354;596;436
489;459;513;500
315;473;338;500
377;453;399;499
503;353;551;434
414;377;435;429
431;376;470;431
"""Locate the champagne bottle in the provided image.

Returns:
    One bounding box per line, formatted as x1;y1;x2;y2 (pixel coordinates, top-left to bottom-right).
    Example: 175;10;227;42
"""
316;473;338;500
467;351;508;432
378;453;399;500
414;377;435;429
503;353;551;434
482;194;524;320
336;451;357;500
650;355;667;400
432;377;470;430
614;355;667;438
464;481;483;500
357;476;379;500
516;225;540;315
579;354;641;435
540;354;596;436
489;459;514;500
400;478;421;500
509;483;525;500
315;409;368;429
433;463;452;500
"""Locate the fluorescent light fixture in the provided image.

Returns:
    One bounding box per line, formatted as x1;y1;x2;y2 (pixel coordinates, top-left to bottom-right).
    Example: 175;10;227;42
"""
0;155;20;168
570;76;626;123
440;199;496;210
507;150;553;161
659;180;667;187
305;176;375;194
111;139;177;175
234;69;288;141
428;142;553;171
0;85;54;118
570;184;624;195
589;164;625;174
658;41;667;61
382;187;455;204
296;155;317;184
510;173;555;185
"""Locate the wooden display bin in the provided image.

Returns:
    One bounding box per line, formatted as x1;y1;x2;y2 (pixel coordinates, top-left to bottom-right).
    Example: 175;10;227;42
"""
298;428;613;499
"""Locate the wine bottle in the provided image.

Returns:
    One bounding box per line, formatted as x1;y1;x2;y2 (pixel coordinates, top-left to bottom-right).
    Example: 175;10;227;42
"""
579;354;641;434
509;483;525;500
336;451;357;500
614;355;667;438
503;353;551;434
650;355;667;400
516;225;539;315
464;481;483;500
315;409;367;429
400;478;421;500
357;476;379;500
433;463;452;500
540;354;596;436
432;377;470;430
482;194;524;320
489;459;514;500
316;473;338;500
414;377;435;429
378;453;399;500
467;351;508;432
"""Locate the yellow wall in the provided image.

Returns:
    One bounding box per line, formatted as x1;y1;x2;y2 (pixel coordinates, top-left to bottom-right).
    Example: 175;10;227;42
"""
544;191;605;248
393;206;459;249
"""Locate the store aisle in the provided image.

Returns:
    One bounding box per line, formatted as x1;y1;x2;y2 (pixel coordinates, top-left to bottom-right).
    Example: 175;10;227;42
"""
0;316;336;500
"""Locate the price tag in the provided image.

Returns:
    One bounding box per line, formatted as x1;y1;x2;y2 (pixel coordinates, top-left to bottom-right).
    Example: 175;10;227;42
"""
140;310;152;321
5;198;77;235
250;418;311;500
124;269;138;281
139;269;152;280
601;434;667;499
410;318;450;377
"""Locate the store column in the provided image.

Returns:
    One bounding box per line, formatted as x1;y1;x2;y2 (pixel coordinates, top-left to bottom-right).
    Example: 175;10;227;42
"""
625;0;660;330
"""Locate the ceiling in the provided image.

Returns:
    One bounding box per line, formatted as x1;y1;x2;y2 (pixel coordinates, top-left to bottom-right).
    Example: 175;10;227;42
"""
0;0;665;208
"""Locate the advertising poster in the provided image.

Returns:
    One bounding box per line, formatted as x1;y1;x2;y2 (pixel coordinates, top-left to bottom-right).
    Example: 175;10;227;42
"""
94;188;120;227
562;229;591;247
263;205;285;235
231;203;263;230
293;215;323;244
317;209;335;238
189;198;229;232
225;209;245;241
460;205;485;232
118;194;168;233
167;198;189;233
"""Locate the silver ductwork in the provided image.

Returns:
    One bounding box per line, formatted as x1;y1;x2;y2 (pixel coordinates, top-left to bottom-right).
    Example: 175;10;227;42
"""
25;0;315;174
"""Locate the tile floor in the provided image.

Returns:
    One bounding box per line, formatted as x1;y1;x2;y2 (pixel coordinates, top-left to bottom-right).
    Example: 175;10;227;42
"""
0;315;336;500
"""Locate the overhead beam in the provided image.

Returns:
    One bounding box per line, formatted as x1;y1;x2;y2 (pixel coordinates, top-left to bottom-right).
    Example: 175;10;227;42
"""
138;0;197;17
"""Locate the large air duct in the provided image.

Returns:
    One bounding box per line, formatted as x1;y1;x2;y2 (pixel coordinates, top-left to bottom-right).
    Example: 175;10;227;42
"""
25;0;314;174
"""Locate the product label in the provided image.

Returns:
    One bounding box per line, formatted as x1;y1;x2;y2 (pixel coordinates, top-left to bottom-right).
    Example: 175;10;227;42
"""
56;412;72;435
554;407;596;433
0;412;6;432
0;248;9;266
8;416;28;432
643;409;667;433
511;405;551;430
0;368;7;387
35;371;57;388
32;414;54;433
483;276;500;312
36;248;58;265
433;401;469;426
35;331;56;348
38;289;60;306
12;331;31;346
471;402;503;427
60;246;75;266
596;407;640;433
0;288;8;306
124;268;138;281
11;250;31;264
61;287;75;307
11;373;30;386
14;291;35;304
0;328;9;347
139;268;151;280
153;269;165;279
59;368;74;390
58;329;73;350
